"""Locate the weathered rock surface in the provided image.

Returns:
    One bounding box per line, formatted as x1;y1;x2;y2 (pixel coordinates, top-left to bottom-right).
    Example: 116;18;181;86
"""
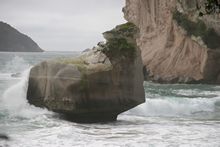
124;0;220;84
0;21;43;52
27;23;145;123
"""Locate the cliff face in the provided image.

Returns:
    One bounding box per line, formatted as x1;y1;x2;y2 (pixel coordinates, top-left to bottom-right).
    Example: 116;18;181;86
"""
124;0;220;84
0;21;43;52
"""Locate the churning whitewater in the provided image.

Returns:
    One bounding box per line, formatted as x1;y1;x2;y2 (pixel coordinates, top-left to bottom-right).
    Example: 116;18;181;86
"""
0;52;220;147
1;68;50;119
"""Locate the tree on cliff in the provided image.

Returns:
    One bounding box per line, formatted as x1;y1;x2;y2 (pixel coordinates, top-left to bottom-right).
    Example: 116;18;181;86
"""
197;0;220;16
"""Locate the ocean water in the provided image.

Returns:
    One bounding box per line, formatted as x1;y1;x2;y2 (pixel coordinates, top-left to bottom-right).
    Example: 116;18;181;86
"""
0;52;220;147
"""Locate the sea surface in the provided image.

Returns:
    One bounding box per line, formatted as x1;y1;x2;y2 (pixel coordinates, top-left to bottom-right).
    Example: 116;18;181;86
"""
0;52;220;147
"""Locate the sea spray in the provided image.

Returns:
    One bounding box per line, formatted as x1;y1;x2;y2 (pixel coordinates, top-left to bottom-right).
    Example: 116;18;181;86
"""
2;69;30;110
2;56;30;74
1;68;50;118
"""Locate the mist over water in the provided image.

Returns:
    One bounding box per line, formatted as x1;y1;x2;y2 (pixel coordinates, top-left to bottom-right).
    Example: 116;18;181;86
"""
0;52;220;146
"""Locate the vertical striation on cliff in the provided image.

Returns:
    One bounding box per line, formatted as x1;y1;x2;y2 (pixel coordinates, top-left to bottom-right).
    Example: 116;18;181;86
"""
124;0;220;84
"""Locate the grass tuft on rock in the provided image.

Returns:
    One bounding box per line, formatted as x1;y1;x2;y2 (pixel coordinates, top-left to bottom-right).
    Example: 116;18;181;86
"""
58;57;88;73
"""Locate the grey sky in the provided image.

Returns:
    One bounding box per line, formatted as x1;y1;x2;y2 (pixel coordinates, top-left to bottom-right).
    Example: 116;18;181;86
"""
0;0;126;51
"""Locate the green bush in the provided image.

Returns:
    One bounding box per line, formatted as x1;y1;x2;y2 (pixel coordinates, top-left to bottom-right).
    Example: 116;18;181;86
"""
104;22;139;38
101;22;138;62
115;22;138;37
102;38;136;61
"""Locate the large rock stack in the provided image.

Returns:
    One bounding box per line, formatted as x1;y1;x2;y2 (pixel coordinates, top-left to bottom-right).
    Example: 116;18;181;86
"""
27;23;145;123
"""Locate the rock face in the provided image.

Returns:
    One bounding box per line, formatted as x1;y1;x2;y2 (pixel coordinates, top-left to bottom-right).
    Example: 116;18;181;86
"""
124;0;220;84
27;23;145;123
0;21;43;52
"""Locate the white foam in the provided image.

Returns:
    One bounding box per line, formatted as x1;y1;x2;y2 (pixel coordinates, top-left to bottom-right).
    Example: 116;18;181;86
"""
2;56;30;73
0;73;12;80
2;69;30;108
1;68;50;118
128;97;220;117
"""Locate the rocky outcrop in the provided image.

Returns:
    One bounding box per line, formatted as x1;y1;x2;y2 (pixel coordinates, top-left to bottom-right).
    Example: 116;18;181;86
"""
27;23;145;123
0;134;9;140
124;0;220;84
0;21;43;52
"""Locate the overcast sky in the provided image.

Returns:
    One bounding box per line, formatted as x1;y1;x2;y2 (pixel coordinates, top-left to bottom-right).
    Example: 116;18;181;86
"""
0;0;126;51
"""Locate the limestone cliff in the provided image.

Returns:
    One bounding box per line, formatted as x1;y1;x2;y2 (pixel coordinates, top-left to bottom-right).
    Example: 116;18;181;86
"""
124;0;220;84
0;21;43;52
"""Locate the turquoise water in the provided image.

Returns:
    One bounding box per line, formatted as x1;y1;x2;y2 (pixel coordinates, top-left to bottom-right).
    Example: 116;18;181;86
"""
0;52;220;147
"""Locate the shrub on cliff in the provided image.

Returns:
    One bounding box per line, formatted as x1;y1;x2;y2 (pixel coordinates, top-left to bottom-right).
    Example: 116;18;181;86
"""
196;0;220;16
173;11;220;49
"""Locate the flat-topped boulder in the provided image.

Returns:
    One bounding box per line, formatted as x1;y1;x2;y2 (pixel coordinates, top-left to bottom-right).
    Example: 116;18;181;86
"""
27;23;145;123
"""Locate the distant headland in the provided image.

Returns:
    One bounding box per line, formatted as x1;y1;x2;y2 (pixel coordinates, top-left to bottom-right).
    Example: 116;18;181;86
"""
0;21;43;52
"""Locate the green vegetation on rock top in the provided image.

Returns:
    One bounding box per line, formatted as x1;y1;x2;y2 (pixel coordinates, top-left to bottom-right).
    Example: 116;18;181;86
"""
104;22;139;39
101;22;138;62
115;22;139;37
102;38;136;62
